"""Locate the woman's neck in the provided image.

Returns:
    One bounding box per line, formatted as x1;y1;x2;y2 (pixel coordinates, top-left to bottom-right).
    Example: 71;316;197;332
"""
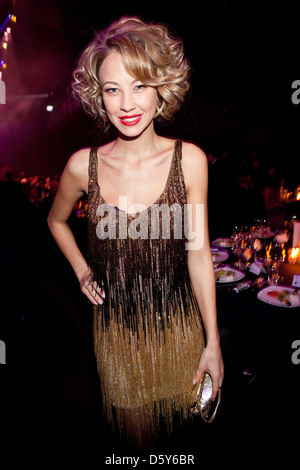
112;125;161;161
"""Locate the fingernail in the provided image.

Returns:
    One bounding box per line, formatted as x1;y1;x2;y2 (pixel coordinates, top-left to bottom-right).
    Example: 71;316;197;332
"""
193;378;196;385
102;290;106;298
98;298;103;305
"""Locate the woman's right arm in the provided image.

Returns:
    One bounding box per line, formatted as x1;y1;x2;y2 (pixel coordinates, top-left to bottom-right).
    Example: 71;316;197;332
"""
47;149;104;305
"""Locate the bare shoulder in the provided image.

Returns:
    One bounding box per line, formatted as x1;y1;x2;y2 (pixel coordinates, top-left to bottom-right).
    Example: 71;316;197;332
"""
181;141;208;189
181;141;207;166
65;147;90;176
63;147;91;192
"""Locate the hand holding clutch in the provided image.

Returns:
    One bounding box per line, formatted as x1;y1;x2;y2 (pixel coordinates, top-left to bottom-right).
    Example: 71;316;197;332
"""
189;371;221;423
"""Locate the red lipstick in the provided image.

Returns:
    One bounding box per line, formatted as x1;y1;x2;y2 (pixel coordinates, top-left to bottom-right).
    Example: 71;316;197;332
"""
119;114;142;126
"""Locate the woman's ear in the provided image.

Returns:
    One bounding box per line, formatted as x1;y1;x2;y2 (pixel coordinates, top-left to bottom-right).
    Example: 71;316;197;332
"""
154;94;164;119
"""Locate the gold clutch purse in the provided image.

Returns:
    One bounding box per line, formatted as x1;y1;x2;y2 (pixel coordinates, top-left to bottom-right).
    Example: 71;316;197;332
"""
189;371;221;423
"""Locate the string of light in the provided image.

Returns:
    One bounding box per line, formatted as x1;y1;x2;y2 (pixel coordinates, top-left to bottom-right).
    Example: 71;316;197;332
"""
0;10;54;110
0;13;17;82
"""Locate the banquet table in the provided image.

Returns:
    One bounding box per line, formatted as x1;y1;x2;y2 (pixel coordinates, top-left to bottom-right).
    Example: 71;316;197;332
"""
213;244;300;380
216;273;300;440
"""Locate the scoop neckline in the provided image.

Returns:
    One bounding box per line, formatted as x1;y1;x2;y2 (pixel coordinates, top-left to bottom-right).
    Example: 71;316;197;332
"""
95;139;179;218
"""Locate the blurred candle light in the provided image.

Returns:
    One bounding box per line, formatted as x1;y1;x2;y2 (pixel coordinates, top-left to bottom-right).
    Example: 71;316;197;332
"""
288;248;300;264
281;244;286;261
266;243;271;260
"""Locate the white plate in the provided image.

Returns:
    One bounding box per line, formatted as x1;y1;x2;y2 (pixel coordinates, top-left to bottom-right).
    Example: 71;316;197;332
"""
212;237;234;248
211;249;229;263
257;285;300;308
215;266;245;283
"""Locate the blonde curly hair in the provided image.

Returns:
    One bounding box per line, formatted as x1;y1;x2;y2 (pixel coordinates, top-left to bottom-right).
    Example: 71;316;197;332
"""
71;16;190;126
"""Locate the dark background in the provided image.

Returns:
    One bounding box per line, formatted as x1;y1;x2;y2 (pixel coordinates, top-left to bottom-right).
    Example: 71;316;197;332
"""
0;1;300;464
1;0;299;180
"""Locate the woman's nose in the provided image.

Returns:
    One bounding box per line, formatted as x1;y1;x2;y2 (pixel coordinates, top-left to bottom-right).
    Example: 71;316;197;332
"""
120;92;136;113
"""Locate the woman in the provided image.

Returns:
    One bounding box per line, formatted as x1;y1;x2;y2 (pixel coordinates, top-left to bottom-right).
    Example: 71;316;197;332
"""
47;16;224;449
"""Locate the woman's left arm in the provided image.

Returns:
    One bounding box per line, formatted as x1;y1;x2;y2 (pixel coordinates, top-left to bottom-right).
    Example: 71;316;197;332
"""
182;142;224;399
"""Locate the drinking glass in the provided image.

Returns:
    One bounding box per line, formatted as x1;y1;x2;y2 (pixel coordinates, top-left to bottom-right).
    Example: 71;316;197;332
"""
265;241;284;285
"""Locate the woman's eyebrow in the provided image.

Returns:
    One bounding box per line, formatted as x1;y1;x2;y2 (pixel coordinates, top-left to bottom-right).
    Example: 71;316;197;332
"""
102;80;119;87
102;79;140;87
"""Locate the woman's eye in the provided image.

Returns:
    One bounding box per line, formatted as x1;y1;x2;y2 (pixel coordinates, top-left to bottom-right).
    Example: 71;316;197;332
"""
134;84;147;91
104;87;118;93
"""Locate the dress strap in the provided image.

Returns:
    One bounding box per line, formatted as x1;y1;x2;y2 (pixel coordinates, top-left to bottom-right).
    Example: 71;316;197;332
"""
175;139;183;160
172;139;187;202
88;147;98;194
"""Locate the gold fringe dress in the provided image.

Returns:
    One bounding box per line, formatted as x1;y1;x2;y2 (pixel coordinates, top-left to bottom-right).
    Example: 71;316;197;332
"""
87;139;205;442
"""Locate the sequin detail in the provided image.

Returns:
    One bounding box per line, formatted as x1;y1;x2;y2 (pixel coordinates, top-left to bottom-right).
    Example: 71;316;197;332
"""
87;139;205;443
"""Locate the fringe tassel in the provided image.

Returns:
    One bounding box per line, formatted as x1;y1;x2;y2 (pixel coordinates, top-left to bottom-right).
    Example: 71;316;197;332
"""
93;282;204;444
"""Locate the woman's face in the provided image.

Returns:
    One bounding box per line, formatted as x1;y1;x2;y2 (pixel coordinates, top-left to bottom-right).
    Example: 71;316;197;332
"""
99;51;157;137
